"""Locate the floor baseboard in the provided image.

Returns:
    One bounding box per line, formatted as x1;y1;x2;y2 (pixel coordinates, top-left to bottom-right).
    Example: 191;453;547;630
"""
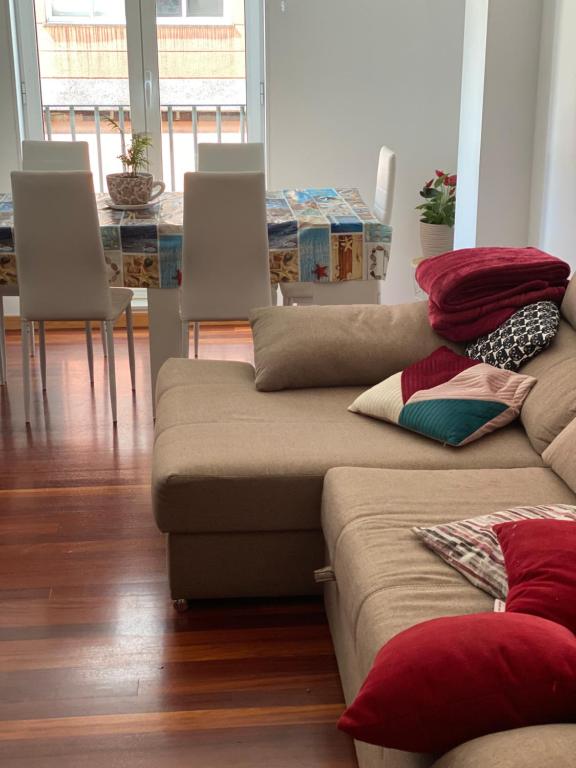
3;314;249;332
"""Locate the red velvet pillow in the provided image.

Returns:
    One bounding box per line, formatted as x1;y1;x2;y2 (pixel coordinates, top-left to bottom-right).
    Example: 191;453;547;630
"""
337;613;576;755
495;519;576;633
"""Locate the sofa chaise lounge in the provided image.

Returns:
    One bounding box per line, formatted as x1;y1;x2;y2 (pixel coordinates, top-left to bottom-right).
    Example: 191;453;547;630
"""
152;279;576;767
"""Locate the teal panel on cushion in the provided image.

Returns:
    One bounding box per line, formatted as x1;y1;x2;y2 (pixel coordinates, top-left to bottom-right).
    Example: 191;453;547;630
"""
399;399;509;446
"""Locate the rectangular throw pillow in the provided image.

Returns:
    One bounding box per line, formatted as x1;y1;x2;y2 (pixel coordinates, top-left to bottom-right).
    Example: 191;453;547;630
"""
348;346;536;446
414;504;576;598
249;302;458;391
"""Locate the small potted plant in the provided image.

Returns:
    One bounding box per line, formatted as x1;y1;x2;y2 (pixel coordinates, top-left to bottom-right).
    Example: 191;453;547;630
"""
416;170;456;259
105;117;165;207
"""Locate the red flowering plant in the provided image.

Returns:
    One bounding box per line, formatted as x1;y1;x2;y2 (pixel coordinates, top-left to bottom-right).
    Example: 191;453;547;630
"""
416;170;457;226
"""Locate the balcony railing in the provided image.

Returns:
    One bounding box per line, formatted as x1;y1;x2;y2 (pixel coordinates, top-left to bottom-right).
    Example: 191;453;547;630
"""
42;104;248;192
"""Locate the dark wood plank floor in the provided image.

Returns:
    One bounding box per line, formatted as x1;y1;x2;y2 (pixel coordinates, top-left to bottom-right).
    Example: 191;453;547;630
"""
0;326;357;768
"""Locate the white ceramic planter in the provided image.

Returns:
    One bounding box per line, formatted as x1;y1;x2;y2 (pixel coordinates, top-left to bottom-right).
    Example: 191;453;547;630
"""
419;222;454;260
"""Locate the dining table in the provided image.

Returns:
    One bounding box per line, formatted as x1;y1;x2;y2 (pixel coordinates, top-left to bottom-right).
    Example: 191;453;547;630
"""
0;188;392;406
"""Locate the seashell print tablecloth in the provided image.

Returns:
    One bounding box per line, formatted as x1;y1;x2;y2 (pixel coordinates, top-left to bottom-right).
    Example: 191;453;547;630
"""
0;189;391;290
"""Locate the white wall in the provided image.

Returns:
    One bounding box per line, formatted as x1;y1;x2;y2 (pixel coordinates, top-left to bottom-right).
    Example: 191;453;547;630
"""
455;0;542;249
530;0;576;271
265;0;465;303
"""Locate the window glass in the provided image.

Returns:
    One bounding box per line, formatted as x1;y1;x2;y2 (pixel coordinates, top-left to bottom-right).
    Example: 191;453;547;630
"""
50;0;92;16
186;0;224;16
49;0;121;19
156;0;182;17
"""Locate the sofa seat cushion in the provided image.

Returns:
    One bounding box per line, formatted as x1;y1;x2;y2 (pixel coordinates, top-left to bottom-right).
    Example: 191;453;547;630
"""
432;725;576;768
153;360;543;534
321;466;576;679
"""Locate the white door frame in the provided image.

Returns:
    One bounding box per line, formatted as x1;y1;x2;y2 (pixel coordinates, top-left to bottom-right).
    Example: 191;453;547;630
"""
11;0;43;142
126;0;163;180
245;0;266;146
13;0;265;178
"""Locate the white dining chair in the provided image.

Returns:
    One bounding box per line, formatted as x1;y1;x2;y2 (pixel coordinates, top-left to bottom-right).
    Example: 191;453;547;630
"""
279;144;396;307
180;172;271;358
11;171;135;423
194;142;268;351
197;142;265;173
0;140;105;387
22;139;108;358
22;140;91;173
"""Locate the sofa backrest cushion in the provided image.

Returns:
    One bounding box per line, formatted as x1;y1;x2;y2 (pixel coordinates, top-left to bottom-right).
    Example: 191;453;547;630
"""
561;275;576;329
250;302;459;391
519;320;576;453
543;416;576;494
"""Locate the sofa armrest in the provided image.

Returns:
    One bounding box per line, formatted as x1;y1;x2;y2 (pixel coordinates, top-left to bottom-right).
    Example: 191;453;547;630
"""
250;301;460;391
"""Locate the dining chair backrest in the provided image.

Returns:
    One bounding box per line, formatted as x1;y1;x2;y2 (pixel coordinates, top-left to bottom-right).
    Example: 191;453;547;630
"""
22;140;91;172
373;145;396;225
180;172;271;322
197;142;265;173
11;171;112;321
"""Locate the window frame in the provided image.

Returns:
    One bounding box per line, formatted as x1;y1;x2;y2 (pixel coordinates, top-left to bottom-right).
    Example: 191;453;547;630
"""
44;0;232;26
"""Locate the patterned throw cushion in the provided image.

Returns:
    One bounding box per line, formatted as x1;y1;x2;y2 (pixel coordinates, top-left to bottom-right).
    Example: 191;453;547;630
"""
413;504;576;598
465;301;560;371
348;346;536;447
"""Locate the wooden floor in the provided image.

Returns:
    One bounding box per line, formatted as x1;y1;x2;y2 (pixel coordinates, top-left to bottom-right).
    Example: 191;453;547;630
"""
0;326;357;768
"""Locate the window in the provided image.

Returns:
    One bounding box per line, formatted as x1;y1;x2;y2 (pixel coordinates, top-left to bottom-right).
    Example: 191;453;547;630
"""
156;0;224;18
47;0;122;20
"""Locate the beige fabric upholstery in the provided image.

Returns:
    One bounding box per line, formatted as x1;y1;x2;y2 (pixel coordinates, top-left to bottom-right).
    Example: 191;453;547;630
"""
168;531;323;599
196;142;265;172
153;359;543;535
11;171;130;321
560;275;576;329
250;301;460;391
543;415;576;493
322;466;576;768
180;172;271;322
324;582;429;768
22;140;90;172
321;466;575;666
519;320;576;453
432;725;576;768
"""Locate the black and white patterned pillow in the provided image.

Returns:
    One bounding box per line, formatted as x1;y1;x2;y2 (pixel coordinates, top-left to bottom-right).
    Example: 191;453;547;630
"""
465;301;560;371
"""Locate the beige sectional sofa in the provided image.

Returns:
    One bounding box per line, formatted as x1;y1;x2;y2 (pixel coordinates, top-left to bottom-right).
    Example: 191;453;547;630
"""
152;279;576;767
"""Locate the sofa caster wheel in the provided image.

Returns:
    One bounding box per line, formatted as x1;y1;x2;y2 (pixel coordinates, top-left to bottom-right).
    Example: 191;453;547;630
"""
173;599;190;613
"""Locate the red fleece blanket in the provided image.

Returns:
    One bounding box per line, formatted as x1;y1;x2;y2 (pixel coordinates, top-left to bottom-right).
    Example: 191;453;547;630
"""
416;247;570;341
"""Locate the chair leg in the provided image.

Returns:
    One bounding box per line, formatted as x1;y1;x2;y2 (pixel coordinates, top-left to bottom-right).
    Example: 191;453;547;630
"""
193;322;199;359
0;296;6;386
21;319;31;423
38;321;47;392
181;321;189;358
85;321;94;385
105;321;117;424
126;305;136;391
100;321;108;357
29;321;35;357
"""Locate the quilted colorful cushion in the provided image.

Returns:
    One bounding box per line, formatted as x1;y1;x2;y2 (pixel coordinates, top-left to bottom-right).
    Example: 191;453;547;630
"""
413;505;576;599
348;346;536;446
465;301;560;371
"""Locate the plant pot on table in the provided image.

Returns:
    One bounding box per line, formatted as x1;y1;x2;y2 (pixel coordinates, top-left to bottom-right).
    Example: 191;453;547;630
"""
106;172;165;206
